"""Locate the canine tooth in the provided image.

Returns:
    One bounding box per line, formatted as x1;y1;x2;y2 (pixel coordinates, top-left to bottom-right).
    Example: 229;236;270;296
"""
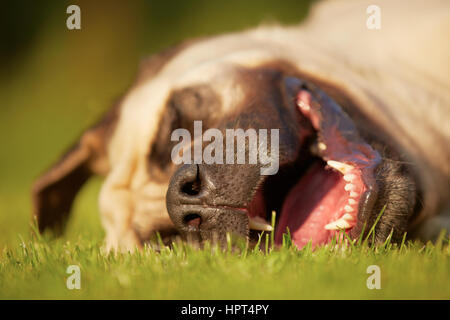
324;218;352;230
350;191;358;197
249;216;273;231
348;199;357;205
343;174;356;182
344;205;354;212
327;160;354;175
344;184;355;191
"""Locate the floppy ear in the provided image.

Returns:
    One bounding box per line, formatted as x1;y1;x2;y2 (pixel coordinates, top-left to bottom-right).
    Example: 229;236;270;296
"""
32;143;92;234
32;103;119;235
32;39;200;235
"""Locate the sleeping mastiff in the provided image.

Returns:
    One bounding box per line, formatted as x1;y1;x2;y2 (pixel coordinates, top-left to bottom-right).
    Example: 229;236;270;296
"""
32;0;450;251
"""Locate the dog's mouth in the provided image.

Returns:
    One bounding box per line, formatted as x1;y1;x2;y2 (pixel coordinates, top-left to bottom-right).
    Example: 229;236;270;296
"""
247;86;382;249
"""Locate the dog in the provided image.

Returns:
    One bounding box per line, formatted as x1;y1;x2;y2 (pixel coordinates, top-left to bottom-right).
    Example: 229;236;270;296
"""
32;0;450;251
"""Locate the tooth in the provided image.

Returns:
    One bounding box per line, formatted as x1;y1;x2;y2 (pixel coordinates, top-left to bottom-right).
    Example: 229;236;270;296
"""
324;223;338;230
343;174;356;182
348;199;357;205
344;184;355;191
318;142;327;151
297;100;310;111
327;160;354;175
350;191;358;198
249;216;273;231
342;213;354;221
324;218;352;230
344;205;354;212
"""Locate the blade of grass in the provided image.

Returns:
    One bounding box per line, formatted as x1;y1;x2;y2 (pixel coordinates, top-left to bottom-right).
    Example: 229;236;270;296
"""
29;216;43;242
282;227;292;249
270;210;276;250
343;230;356;251
435;229;447;251
382;228;394;249
357;222;367;246
400;231;407;252
364;204;387;244
253;231;264;254
265;233;269;255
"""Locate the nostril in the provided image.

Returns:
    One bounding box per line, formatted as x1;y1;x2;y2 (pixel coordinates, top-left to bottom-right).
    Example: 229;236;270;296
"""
183;213;202;229
181;179;201;196
180;164;202;196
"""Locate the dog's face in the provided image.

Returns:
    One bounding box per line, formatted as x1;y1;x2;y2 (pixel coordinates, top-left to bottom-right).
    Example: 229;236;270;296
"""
33;45;419;251
142;60;418;248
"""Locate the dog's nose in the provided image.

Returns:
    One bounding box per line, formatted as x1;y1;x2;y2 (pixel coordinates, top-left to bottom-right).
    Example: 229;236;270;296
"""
166;164;210;232
166;163;249;243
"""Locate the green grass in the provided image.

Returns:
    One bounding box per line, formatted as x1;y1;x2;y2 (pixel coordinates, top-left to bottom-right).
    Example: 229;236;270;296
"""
1;231;449;299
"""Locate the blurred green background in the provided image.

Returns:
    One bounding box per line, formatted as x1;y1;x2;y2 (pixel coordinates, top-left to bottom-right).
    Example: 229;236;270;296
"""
0;0;314;248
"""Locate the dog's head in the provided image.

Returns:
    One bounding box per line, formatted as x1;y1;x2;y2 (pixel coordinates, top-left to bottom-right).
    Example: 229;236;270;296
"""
33;38;419;250
143;46;418;248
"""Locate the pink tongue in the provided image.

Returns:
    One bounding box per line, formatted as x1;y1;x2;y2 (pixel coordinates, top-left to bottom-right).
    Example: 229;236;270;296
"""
275;162;348;248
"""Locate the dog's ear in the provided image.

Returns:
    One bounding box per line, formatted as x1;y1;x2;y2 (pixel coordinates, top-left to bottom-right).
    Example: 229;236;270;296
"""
32;39;199;235
32;103;119;235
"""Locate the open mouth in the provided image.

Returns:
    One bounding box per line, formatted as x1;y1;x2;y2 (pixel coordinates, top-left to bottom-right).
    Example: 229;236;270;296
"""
247;85;382;249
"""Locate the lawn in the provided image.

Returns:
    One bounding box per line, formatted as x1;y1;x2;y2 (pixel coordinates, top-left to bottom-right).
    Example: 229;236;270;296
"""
0;1;449;300
1;230;449;299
